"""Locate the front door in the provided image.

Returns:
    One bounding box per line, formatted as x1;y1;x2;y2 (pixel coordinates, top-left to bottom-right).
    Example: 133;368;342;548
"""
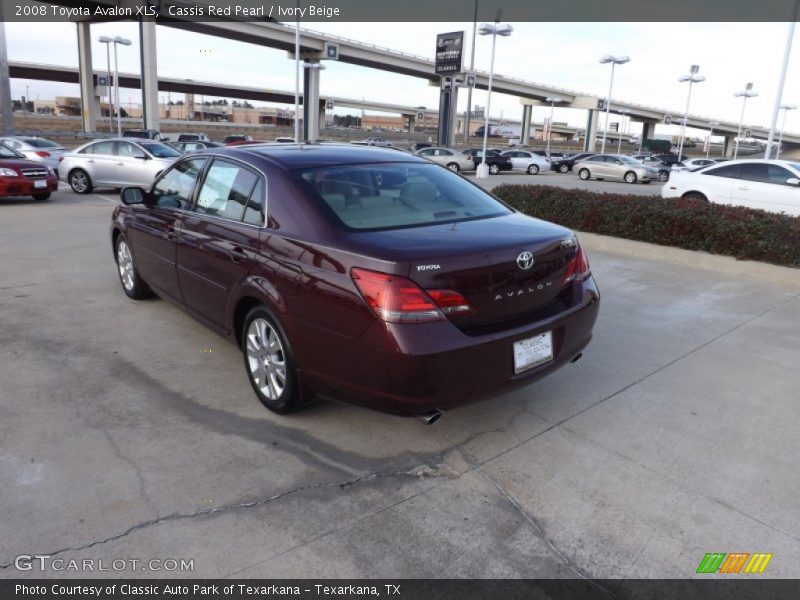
127;157;207;302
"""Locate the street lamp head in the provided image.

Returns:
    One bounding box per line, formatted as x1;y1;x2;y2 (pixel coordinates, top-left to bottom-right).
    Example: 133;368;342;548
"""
734;89;758;98
679;74;705;83
495;24;513;36
478;23;513;36
599;55;630;65
780;104;798;110
114;36;132;46
98;36;113;44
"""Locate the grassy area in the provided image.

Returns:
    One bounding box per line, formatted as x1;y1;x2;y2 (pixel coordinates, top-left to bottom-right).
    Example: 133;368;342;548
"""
493;184;800;268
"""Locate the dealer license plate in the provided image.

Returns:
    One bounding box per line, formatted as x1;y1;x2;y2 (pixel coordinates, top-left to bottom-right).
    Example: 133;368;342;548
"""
513;331;553;374
34;179;47;189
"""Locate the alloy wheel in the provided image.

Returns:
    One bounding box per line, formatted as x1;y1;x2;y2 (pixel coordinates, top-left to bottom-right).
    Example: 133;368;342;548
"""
117;240;135;292
246;318;287;401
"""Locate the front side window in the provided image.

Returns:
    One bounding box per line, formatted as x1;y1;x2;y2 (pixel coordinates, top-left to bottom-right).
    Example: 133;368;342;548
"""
195;159;259;221
152;158;206;209
139;142;181;159
296;162;511;231
117;142;145;158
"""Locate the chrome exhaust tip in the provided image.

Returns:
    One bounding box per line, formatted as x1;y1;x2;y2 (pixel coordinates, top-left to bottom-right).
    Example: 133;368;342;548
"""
418;409;443;425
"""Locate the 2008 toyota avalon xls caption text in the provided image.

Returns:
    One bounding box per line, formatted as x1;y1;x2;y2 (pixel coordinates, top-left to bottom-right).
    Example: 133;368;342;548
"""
111;144;599;422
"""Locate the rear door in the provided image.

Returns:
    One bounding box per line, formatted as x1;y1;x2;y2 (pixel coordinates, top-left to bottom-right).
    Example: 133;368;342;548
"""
698;163;738;204
127;157;206;302
177;158;262;330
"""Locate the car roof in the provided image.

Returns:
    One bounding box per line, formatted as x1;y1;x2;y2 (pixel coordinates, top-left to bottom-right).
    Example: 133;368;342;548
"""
210;143;427;170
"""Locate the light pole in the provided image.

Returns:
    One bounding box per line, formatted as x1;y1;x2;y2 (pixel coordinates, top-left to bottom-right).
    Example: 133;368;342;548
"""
776;104;797;159
98;36;114;132
734;83;757;160
293;2;300;143
764;0;799;158
545;96;564;156
599;54;629;154
677;65;704;160
463;0;479;143
476;21;513;179
105;36;132;137
706;120;719;159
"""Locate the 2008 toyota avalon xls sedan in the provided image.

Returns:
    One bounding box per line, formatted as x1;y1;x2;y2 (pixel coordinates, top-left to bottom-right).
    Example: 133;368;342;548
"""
111;144;599;422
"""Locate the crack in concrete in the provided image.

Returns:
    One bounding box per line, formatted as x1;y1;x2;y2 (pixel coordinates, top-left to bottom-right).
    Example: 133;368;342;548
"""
0;463;447;570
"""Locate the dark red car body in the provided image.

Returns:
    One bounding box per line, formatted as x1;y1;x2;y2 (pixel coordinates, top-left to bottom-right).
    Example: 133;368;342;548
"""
0;155;58;199
111;145;599;416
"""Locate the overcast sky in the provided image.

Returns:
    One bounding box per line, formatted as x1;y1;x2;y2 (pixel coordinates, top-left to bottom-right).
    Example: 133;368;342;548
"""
6;20;799;136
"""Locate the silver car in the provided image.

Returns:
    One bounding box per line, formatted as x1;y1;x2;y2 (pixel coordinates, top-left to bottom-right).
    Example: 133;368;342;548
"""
414;147;474;172
574;154;658;184
59;138;181;194
0;136;68;170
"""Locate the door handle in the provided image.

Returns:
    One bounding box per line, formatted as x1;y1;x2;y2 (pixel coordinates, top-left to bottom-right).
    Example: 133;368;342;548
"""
116;161;124;166
231;247;248;263
87;159;94;163
737;186;750;190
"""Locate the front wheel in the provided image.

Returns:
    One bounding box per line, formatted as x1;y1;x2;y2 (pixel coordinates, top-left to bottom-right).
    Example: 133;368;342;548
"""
527;164;539;175
115;235;152;300
658;171;670;182
489;164;500;175
32;193;51;201
624;171;637;184
243;308;300;415
446;162;460;172
578;168;591;180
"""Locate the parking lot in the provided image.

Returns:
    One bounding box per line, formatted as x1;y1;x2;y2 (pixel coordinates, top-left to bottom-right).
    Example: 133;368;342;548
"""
2;187;799;580
469;169;665;196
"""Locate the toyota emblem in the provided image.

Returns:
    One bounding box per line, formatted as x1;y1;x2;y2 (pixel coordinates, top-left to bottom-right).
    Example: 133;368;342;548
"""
516;251;535;270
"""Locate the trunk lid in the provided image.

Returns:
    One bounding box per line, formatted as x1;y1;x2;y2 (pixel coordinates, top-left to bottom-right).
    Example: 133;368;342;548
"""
350;213;578;332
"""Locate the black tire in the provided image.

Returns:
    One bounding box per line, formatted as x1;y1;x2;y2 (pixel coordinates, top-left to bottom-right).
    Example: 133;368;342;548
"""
624;171;637;184
558;164;569;173
682;192;708;203
69;169;92;194
658;170;670;182
578;168;591;180
489;164;500;175
32;193;51;201
446;162;460;172
115;234;153;300
527;164;539;175
242;306;300;415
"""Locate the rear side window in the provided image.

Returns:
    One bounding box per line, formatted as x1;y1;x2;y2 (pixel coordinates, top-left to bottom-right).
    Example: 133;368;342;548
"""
195;159;259;221
243;179;264;226
703;164;740;179
296;162;511;232
82;141;115;155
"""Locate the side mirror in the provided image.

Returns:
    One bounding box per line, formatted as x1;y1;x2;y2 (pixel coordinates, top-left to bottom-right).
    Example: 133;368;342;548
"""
786;177;800;187
120;187;145;205
133;153;150;160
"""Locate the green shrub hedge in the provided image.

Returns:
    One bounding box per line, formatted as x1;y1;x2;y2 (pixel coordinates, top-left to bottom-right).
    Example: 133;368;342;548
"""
492;185;800;268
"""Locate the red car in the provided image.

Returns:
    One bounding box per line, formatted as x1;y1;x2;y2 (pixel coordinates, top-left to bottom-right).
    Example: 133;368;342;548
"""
111;145;599;422
0;142;58;200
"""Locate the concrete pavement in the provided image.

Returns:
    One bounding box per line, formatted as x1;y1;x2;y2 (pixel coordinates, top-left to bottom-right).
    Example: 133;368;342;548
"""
1;190;798;580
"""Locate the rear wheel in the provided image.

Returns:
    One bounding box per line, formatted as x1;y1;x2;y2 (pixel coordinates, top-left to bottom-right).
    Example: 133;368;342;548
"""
489;164;500;175
69;169;92;194
32;193;51;201
446;162;460;172
243;307;300;415
658;170;670;182
527;164;539;175
578;168;591;180
624;171;637;184
558;164;569;173
682;192;708;203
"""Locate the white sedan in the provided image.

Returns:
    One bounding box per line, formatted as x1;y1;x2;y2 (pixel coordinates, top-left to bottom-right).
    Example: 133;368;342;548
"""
671;157;717;172
661;159;800;216
414;147;474;172
500;150;550;175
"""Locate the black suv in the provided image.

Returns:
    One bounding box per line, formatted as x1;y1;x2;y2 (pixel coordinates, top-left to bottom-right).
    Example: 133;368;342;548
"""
462;148;512;174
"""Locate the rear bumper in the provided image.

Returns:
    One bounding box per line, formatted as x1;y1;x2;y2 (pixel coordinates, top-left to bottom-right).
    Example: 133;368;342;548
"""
294;278;600;415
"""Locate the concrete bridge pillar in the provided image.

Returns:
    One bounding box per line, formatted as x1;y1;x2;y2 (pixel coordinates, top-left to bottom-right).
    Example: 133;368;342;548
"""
76;22;98;133
302;61;322;141
139;20;159;131
584;109;599;152
520;105;532;146
640;120;657;145
723;135;734;158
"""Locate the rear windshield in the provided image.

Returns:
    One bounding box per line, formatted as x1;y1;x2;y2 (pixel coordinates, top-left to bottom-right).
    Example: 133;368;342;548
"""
295;162;511;231
24;138;60;148
139;142;181;158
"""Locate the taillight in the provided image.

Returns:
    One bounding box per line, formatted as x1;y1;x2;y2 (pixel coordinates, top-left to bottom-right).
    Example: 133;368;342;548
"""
35;151;50;158
351;268;475;323
57;157;64;163
562;244;591;287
